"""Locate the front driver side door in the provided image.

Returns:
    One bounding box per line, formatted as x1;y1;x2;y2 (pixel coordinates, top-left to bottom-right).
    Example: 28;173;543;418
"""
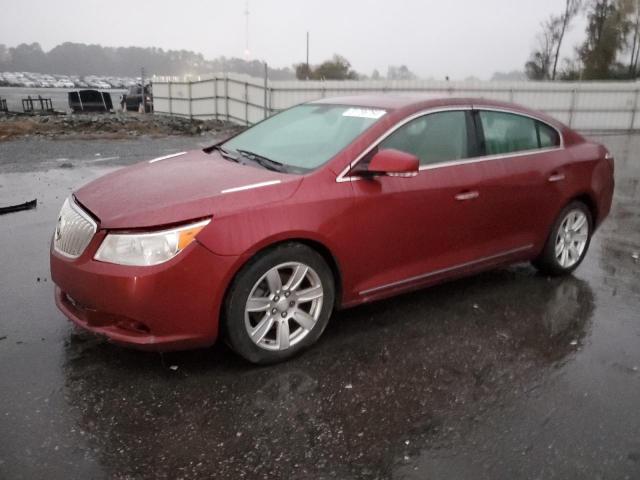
344;109;516;300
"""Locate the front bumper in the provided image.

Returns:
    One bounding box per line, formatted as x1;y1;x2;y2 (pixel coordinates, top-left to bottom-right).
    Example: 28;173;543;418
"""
50;234;239;351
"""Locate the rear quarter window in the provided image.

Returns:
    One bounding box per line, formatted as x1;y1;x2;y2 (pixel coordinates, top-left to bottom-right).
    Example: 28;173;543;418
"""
537;122;561;148
478;110;561;155
479;111;538;155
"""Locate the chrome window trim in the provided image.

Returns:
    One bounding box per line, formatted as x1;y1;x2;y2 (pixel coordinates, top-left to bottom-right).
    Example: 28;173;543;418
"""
418;146;563;171
53;198;98;259
359;244;534;296
336;106;564;183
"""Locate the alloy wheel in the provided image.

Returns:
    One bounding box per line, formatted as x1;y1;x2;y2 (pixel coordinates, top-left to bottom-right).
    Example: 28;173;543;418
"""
555;209;589;268
244;262;324;351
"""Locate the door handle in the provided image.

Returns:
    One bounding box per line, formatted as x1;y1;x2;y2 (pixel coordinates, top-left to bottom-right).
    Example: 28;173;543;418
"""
455;190;479;201
548;173;565;182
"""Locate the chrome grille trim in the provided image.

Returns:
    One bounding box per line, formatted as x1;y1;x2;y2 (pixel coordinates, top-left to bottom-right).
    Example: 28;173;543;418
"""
53;198;97;259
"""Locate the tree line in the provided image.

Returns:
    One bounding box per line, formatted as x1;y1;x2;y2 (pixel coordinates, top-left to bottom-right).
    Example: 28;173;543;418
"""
0;41;420;82
526;0;640;80
0;41;421;82
0;42;295;80
293;55;417;81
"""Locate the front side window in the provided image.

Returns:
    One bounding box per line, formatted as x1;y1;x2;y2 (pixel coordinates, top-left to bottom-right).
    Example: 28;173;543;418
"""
479;111;560;155
379;111;469;165
223;104;385;172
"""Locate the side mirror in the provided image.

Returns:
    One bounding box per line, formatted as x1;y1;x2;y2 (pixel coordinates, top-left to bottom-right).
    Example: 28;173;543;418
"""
367;149;419;177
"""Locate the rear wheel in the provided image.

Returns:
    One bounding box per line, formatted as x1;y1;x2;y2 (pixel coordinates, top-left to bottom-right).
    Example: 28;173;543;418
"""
533;201;592;276
224;243;335;364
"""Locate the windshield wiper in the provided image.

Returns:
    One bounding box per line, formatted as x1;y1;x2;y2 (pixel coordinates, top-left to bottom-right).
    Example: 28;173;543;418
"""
236;149;286;172
212;145;240;163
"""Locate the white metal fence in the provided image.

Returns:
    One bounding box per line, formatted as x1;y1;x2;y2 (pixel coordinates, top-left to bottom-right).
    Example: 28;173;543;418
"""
152;73;640;131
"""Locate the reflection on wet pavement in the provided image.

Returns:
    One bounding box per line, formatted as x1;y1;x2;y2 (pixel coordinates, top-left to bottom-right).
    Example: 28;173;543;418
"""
0;134;638;479
55;270;593;479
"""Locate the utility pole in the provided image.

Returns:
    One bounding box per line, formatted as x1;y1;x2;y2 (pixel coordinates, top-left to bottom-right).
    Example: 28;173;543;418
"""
244;0;250;60
306;31;310;80
140;66;146;113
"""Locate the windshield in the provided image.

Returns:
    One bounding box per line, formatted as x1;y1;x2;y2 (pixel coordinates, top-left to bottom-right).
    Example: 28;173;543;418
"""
222;104;386;172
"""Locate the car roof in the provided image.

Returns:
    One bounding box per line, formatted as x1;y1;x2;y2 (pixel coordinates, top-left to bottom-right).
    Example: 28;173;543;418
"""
309;95;565;129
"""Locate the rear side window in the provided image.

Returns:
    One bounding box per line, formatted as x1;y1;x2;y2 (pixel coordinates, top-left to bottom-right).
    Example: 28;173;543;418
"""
538;122;560;148
478;111;560;155
380;111;469;165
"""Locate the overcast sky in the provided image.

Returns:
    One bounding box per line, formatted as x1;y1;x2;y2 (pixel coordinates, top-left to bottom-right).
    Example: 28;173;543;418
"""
3;0;587;79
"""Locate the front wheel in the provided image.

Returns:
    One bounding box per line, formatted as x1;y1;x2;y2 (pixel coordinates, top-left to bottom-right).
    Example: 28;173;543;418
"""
223;243;335;364
533;201;592;276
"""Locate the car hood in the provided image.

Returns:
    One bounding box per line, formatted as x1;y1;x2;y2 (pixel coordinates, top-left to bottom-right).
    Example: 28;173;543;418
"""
74;149;302;229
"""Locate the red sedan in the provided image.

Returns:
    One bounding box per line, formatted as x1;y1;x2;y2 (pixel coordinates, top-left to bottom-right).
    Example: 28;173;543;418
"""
50;96;614;363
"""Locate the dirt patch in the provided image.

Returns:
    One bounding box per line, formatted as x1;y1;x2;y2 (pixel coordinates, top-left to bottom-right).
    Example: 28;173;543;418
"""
0;113;243;141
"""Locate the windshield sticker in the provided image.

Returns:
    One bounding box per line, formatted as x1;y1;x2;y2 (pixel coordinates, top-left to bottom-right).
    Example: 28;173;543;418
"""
342;108;386;119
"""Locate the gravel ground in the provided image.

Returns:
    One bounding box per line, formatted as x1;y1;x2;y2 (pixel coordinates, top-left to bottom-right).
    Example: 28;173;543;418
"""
0;112;242;142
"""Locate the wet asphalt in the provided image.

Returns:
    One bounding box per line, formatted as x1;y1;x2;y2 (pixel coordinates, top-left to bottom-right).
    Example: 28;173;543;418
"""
0;133;639;479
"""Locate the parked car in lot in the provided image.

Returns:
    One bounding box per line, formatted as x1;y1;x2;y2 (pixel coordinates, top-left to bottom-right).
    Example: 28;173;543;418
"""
50;96;614;363
86;80;111;89
122;84;153;112
54;80;75;88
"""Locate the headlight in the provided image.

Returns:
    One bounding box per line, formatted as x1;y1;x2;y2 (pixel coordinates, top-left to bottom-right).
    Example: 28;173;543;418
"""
94;219;210;266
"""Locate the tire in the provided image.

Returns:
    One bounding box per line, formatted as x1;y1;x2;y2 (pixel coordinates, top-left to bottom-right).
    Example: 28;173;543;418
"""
533;201;593;276
223;243;335;364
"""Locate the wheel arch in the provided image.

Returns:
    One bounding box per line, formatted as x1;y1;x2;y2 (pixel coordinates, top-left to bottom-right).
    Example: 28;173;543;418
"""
283;237;344;309
569;192;598;226
221;236;344;324
536;192;598;261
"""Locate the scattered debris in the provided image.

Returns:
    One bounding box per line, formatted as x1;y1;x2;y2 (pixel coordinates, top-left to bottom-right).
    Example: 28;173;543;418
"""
0;199;37;215
68;90;113;113
612;362;640;374
497;331;510;340
0;113;243;141
22;95;54;114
